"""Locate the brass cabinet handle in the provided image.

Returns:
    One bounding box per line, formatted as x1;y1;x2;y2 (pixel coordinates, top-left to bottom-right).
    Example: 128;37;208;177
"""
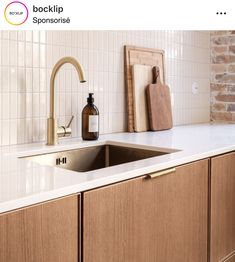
146;168;176;179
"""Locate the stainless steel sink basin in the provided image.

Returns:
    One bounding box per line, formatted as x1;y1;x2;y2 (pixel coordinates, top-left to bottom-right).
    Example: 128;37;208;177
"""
23;143;176;172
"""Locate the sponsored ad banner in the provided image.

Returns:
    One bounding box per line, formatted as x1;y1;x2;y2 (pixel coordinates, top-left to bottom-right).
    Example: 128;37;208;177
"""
0;0;234;29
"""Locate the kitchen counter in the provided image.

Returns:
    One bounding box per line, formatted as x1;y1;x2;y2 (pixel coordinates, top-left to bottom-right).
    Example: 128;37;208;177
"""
1;123;235;214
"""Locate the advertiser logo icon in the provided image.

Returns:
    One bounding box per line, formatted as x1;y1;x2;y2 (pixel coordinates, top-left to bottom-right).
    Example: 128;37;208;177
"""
4;1;28;25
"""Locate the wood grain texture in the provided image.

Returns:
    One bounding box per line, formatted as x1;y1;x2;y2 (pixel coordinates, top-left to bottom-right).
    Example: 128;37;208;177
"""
124;46;165;132
224;253;235;262
132;64;152;132
211;152;235;262
146;80;173;131
83;160;209;262
0;195;79;262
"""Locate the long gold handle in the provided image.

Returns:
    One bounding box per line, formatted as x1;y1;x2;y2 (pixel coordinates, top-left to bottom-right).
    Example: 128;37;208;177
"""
147;168;176;179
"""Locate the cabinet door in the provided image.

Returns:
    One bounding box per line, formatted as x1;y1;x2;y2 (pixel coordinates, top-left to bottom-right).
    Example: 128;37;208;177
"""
211;152;235;262
0;195;79;262
83;160;208;262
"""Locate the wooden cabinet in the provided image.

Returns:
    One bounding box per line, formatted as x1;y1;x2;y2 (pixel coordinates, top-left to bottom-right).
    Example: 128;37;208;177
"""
83;159;209;262
211;152;235;262
5;151;235;262
0;195;80;262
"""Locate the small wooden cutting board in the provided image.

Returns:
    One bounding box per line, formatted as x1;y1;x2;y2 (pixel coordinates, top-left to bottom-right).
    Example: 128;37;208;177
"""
146;66;173;131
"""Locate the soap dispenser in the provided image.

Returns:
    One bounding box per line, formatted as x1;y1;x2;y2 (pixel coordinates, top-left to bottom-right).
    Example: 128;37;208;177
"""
82;93;99;140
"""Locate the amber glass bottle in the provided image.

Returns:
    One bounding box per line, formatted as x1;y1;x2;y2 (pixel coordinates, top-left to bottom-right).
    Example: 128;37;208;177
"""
82;93;99;140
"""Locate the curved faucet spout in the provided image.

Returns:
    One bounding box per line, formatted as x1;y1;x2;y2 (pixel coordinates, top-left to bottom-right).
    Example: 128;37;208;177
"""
49;56;86;119
47;56;86;145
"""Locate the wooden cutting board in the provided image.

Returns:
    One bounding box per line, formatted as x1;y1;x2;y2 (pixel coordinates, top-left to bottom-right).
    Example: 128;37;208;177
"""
132;64;152;132
124;46;165;132
146;66;173;131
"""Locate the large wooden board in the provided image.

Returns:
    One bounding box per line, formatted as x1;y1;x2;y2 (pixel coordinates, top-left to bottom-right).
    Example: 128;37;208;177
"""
124;46;165;132
132;64;152;132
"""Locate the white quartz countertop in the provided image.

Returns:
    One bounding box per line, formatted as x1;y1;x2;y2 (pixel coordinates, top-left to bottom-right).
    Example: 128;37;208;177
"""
1;123;235;214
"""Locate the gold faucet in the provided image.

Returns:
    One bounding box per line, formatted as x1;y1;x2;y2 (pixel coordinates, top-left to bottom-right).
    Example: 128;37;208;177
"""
47;57;86;145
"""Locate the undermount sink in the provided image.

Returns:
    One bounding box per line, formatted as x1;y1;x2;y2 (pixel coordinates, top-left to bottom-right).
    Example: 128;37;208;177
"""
22;143;177;172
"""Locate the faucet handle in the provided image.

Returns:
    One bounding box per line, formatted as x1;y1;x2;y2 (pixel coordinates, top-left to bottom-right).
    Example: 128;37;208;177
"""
67;115;74;128
64;115;74;137
57;116;74;138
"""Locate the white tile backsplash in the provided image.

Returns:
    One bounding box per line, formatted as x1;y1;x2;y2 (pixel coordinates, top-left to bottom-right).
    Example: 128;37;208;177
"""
0;30;210;146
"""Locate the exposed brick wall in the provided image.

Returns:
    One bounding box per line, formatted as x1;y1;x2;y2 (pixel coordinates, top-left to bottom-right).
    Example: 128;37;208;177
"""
211;31;235;122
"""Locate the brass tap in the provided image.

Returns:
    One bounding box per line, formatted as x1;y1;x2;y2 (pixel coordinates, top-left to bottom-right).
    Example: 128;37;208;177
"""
47;57;86;145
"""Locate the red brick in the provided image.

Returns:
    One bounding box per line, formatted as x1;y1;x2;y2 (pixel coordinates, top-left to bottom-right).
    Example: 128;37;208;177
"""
227;104;235;112
211;31;228;36
212;54;230;63
215;94;235;102
227;85;235;92
229;46;235;54
215;73;235;83
212;103;226;111
211;46;228;54
210;83;227;92
211;37;229;45
211;112;233;121
211;64;227;73
228;64;235;73
229;55;235;63
229;36;235;44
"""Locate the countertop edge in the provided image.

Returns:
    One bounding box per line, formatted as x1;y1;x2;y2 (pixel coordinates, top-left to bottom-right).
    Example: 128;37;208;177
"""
1;142;234;214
